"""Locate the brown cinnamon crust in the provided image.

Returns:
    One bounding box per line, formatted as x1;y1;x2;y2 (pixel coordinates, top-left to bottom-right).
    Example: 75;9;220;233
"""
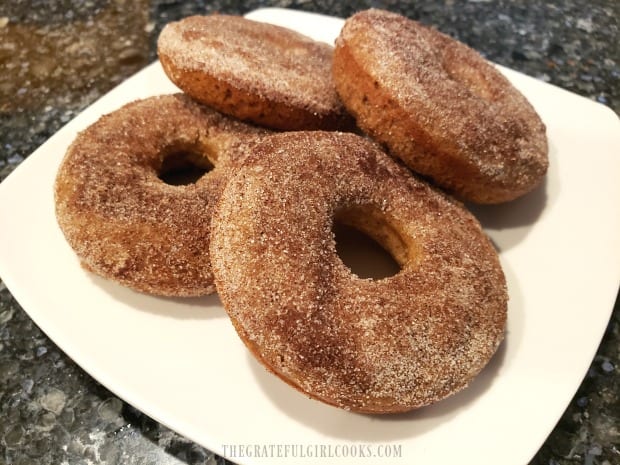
54;93;269;296
210;131;507;413
157;14;354;131
333;9;548;204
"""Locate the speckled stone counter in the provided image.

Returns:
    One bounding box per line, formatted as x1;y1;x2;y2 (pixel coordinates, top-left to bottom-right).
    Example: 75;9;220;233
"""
1;1;618;464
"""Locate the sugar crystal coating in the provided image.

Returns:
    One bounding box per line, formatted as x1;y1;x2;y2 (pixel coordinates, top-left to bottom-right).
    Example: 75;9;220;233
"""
210;131;507;413
333;9;549;203
158;15;353;131
54;93;269;296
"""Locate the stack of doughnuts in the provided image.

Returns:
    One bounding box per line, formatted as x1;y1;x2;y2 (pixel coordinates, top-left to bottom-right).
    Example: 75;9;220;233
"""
55;9;549;413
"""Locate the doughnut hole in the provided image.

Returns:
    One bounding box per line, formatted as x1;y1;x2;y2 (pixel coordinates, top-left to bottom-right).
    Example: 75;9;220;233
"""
333;205;415;280
157;142;215;186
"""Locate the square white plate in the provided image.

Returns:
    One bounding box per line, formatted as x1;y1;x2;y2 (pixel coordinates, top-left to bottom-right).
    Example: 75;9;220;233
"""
1;8;619;465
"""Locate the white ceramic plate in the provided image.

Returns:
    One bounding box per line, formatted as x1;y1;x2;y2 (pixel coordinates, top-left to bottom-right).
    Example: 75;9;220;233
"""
1;8;619;465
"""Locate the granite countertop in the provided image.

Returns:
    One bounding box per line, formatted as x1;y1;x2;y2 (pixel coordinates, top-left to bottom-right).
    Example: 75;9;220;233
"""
1;1;618;464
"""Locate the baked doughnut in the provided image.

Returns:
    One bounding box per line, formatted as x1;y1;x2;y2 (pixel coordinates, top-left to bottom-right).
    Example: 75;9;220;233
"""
210;131;507;413
55;93;268;296
333;9;548;204
158;14;354;131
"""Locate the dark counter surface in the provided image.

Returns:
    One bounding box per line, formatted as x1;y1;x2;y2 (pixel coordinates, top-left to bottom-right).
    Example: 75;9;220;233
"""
1;1;618;464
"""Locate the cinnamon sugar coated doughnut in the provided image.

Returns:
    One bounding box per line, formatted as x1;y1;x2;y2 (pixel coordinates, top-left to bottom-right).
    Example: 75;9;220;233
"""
210;131;507;413
157;15;354;131
333;9;548;204
55;94;268;296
